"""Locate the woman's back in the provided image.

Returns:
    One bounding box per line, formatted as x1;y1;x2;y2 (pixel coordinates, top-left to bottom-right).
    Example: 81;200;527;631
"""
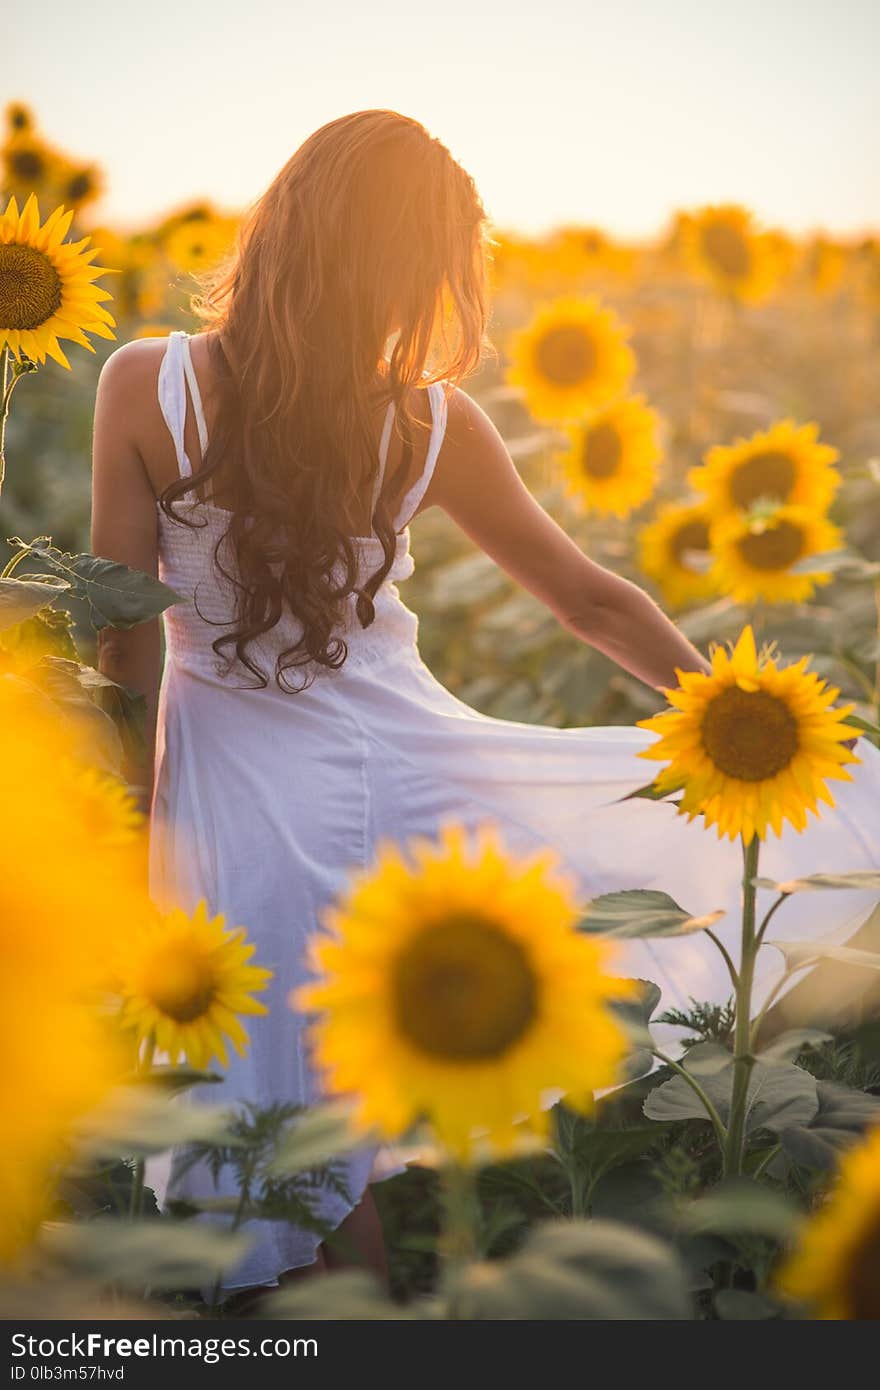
154;329;449;688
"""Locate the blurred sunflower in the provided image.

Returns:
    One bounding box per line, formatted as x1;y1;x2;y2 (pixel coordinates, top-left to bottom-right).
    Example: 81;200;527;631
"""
1;133;65;205
801;236;846;296
0;681;143;1261
559;396;661;518
638;500;717;608
294;823;634;1161
4;101;35;136
638;625;859;843
689;420;841;517
0;193;116;367
117;901;272;1070
683;204;779;302
709;502;842;604
545;226;634;282
164;214;238;276
777;1125;880;1319
59;760;145;846
507;296;635;424
55;160;105;214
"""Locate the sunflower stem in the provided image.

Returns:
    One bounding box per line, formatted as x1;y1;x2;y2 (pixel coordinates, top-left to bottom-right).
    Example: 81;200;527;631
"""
439;1159;481;1318
0;346;31;497
723;836;760;1177
0;345;8;495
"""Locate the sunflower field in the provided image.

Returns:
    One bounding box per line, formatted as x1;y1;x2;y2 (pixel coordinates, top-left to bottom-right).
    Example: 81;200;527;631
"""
2;101;880;1324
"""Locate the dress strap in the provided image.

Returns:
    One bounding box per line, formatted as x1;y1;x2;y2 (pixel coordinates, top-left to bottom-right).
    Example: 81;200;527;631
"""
156;330;209;480
393;381;449;530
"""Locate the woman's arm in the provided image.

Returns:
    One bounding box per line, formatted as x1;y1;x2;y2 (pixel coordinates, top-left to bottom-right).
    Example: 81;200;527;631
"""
423;387;712;691
90;344;162;798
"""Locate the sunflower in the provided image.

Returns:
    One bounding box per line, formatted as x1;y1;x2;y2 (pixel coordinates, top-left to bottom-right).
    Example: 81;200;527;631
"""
0;193;116;368
56;160;105;213
59;760;145;846
5;102;34;136
709;503;842;604
776;1125;880;1319
801;237;846;296
117;901;273;1070
164;214;238;275
558;396;661;518
506;296;636;424
689;420;841;517
294;823;634;1161
637;625;860;844
638;500;717;608
544;226;633;282
683;205;779;302
1;135;64;204
0;680;146;1261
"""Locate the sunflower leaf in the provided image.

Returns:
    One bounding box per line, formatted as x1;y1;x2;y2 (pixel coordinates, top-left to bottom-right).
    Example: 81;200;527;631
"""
0;576;69;630
14;539;184;630
269;1100;362;1175
616;779;683;804
778;1081;880;1170
644;1058;818;1133
755;871;880;895
579;889;724;938
768;939;880;972
40;1218;252;1291
456;1218;692;1320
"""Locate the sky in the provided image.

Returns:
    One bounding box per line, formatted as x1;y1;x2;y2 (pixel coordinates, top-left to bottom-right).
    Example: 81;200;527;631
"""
8;0;879;240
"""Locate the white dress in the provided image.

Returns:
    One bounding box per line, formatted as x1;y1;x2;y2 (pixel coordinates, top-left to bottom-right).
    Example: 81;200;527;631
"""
149;330;880;1294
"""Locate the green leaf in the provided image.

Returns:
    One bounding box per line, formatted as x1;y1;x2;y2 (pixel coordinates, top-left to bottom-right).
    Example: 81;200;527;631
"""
757;1028;833;1063
611;978;662;1079
789;548;880;580
756;871;880;895
22;657;124;772
714;1289;783;1320
768;938;880;973
644;1058;818;1134
0;577;69;630
16;539;184;629
41;1218;252;1291
779;1081;880;1170
138;1065;225;1094
75;1086;237;1158
262;1270;419;1320
843;712;880;743
579;889;724;938
616;780;683;805
457;1218;692;1320
269;1100;362;1175
681;1181;799;1241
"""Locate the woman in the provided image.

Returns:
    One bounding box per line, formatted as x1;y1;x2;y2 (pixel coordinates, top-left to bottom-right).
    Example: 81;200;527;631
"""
91;110;880;1308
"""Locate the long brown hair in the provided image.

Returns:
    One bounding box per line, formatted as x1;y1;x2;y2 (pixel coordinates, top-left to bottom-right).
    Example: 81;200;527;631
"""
161;110;491;691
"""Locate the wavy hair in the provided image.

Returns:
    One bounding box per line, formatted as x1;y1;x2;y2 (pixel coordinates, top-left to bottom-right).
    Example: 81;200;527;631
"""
160;110;491;690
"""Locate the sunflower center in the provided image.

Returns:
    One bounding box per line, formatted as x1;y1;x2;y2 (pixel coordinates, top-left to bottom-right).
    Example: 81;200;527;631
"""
10;149;45;180
736;520;804;572
144;949;217;1023
66;173;93;202
581;421;622;478
729;451;797;508
0;243;63;330
391;915;539;1061
701;685;799;781
671;519;710;570
534;325;596;387
701;222;751;280
847;1213;880;1319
